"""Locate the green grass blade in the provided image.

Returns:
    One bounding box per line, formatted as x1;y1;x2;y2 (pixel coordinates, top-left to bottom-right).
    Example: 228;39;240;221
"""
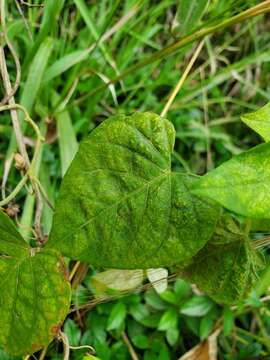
43;49;90;83
5;37;54;162
52;92;78;177
74;0;118;73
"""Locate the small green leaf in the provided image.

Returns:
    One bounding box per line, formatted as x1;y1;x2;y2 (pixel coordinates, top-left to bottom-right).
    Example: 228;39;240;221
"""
131;334;149;350
83;356;101;360
180;296;214;317
184;317;200;336
159;290;178;305
107;302;126;331
166;327;179;346
140;314;161;329
158;343;170;360
191;143;270;219
0;211;71;356
49;112;220;268
129;303;150;322
145;290;167;310
158;308;178;331
86;312;107;343
199;316;214;340
64;319;81;347
174;279;192;301
241;101;270;141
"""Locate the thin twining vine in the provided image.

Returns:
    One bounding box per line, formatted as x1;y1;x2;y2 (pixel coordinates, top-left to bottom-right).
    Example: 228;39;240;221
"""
0;0;21;105
0;0;45;242
0;104;44;208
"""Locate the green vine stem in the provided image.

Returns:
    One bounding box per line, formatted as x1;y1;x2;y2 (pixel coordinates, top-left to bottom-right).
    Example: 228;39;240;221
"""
0;174;28;208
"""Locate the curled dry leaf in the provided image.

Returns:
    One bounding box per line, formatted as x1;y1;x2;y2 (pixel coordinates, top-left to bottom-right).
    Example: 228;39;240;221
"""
146;268;168;294
178;328;221;360
91;269;144;294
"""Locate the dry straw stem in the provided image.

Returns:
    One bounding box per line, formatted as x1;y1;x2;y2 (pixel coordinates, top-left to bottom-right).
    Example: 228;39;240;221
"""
0;48;30;165
160;40;205;117
58;331;70;360
122;332;139;360
0;0;21;105
57;331;94;360
19;1;44;7
14;0;33;40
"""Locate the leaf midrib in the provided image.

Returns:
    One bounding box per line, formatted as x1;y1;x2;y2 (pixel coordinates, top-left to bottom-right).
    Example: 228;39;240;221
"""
58;169;175;243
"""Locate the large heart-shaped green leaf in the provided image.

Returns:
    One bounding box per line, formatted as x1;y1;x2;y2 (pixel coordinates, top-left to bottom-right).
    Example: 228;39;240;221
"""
191;142;270;219
181;218;262;304
241;101;270;142
48;112;220;268
0;211;71;356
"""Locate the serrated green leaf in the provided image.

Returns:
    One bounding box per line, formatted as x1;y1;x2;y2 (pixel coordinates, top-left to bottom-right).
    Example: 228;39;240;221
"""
191;143;270;219
64;319;81;347
158;308;178;331
107;302;126;331
0;211;71;356
166;327;179;346
48;112;220;268
182;239;261;304
241;101;270;141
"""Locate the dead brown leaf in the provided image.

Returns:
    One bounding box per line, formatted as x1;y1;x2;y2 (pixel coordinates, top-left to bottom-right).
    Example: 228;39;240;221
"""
178;328;221;360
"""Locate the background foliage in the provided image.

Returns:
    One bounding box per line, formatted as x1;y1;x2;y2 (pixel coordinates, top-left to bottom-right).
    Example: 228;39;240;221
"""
1;0;270;359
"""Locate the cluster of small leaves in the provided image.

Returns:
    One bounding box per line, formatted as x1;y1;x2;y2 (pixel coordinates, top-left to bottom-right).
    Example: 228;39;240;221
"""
69;280;218;360
62;277;267;360
1;103;270;355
